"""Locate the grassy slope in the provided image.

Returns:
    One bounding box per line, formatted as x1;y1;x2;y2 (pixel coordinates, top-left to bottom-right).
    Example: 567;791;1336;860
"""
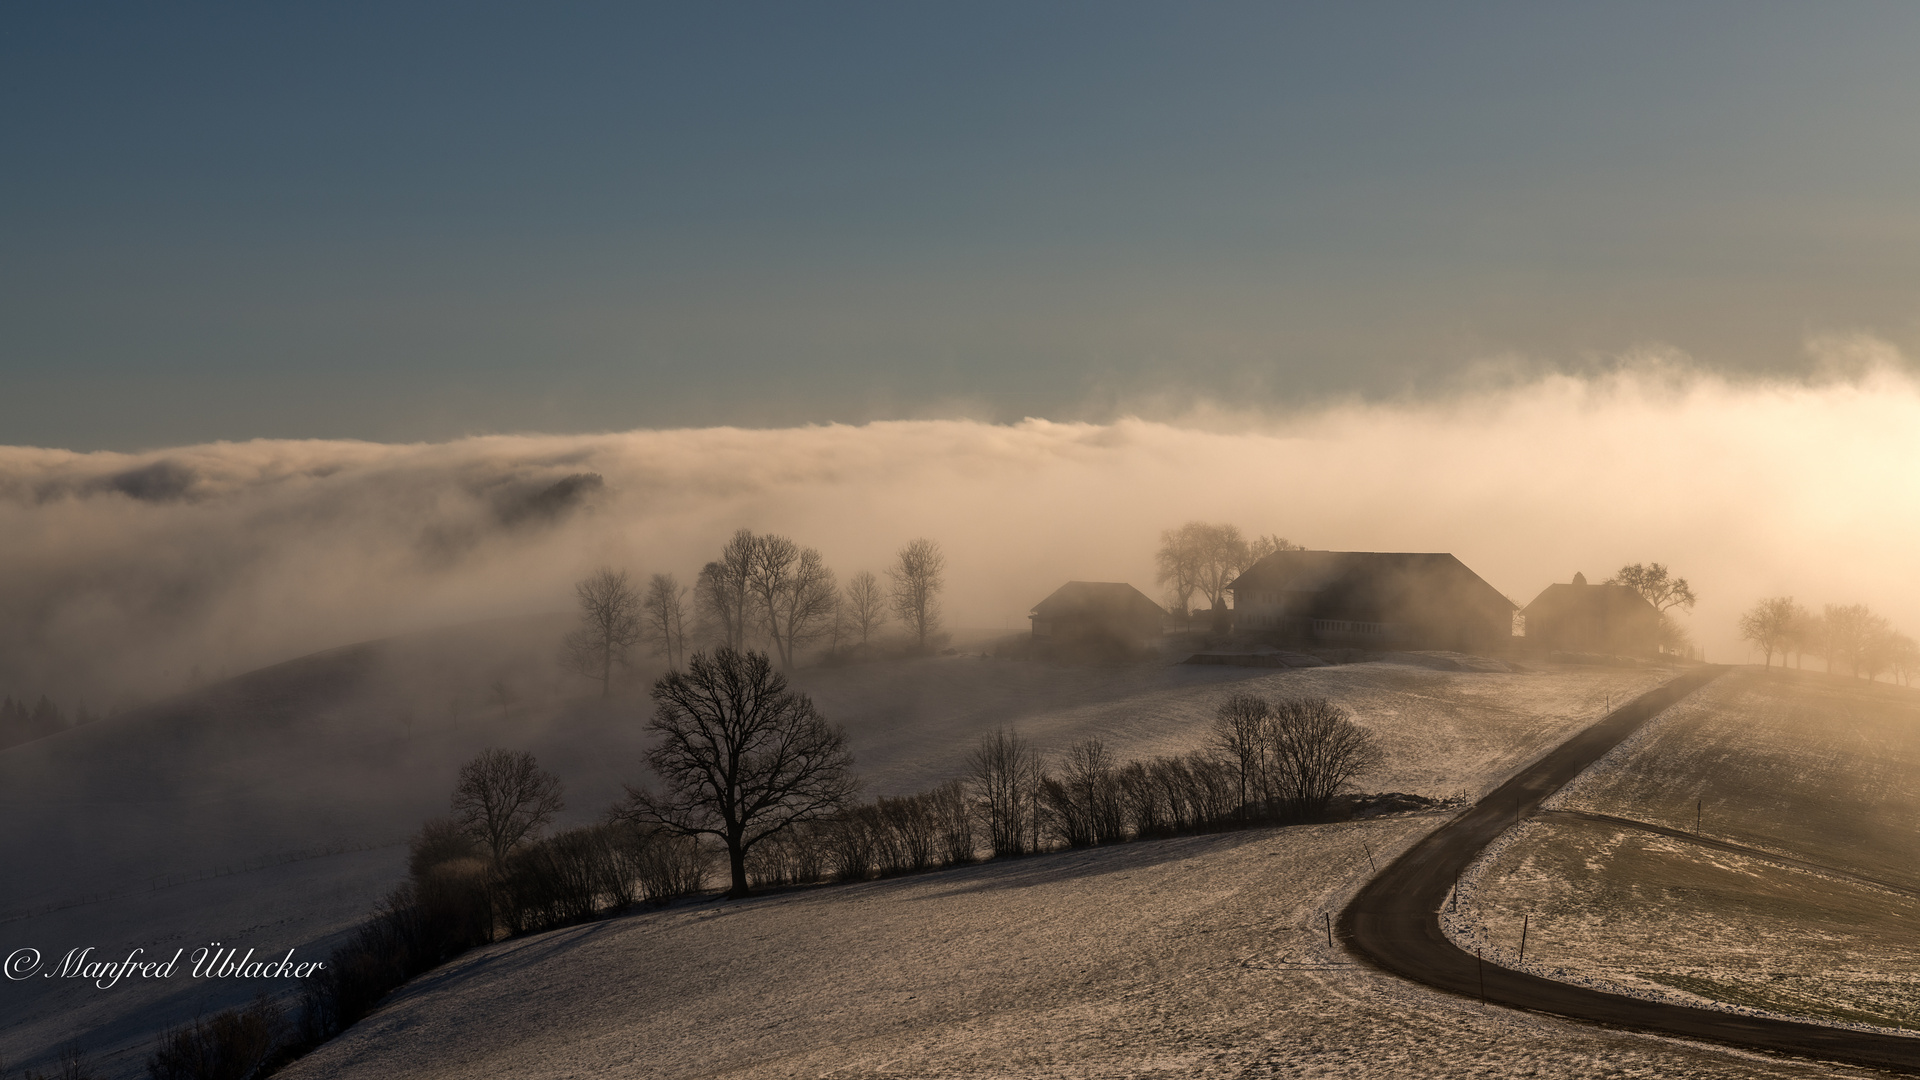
1459;668;1920;1031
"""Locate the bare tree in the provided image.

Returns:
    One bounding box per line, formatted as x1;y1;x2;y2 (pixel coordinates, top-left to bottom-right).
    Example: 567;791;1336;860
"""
968;726;1041;858
1213;693;1271;820
1064;738;1123;844
1823;603;1888;678
888;538;946;649
1790;607;1824;670
1266;697;1383;819
1248;533;1304;561
1862;619;1901;683
1156;524;1204;615
1609;563;1698;615
484;680;517;721
1739;596;1803;670
1892;632;1920;687
782;549;840;661
619;647;857;897
642;572;690;670
694;529;756;650
452;748;566;866
928;779;975;864
748;534;838;667
1656;613;1694;659
842;570;888;648
1156;522;1275;626
561;568;644;697
745;532;799;648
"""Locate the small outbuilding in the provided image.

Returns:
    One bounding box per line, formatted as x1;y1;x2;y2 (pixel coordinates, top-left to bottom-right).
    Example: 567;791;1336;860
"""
1520;572;1660;656
1029;581;1168;651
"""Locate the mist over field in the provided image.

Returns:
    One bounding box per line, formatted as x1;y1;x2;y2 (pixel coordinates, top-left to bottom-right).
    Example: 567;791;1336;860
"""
4;347;1917;706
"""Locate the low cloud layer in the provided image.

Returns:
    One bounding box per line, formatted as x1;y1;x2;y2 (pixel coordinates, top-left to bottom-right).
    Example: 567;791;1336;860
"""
4;346;1918;705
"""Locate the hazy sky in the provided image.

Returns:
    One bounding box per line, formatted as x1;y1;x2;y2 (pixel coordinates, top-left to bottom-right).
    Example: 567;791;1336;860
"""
6;3;1920;449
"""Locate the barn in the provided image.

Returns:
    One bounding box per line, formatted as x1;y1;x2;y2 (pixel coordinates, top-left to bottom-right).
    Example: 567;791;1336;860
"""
1029;581;1168;651
1519;572;1661;656
1226;550;1517;652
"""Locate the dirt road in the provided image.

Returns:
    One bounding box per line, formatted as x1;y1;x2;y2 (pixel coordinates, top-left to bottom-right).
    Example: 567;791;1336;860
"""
1340;665;1920;1075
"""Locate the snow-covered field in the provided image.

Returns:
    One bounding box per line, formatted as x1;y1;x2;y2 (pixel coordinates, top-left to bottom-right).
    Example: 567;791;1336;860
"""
1452;668;1920;1033
1;624;1680;1078
280;816;1871;1080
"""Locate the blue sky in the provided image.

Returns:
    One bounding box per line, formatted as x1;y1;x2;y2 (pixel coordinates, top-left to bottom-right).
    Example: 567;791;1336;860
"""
5;3;1920;449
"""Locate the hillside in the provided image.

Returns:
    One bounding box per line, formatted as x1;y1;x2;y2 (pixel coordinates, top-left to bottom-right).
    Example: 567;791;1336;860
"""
1453;668;1920;1032
2;620;1675;1078
256;663;1742;1080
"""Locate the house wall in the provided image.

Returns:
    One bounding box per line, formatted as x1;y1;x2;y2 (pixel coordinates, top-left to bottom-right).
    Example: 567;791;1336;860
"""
1234;596;1511;651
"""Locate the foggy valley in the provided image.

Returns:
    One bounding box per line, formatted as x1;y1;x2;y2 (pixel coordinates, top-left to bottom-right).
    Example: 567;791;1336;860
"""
11;6;1920;1079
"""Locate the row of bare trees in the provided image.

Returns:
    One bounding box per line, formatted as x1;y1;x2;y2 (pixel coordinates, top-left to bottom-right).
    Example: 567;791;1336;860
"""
607;641;1389;896
694;530;946;662
562;534;946;693
695;695;1380;894
732;704;1381;891
965;729;1245;856
1740;597;1919;682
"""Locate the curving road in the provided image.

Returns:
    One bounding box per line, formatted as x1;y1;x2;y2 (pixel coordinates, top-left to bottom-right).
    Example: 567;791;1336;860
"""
1340;665;1920;1075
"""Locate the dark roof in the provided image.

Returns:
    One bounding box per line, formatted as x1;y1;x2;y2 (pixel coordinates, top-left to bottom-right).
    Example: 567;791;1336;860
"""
1031;581;1166;621
1521;581;1658;620
1226;551;1516;622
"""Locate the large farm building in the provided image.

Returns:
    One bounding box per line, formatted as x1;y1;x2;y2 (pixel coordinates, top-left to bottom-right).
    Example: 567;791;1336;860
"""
1227;550;1516;652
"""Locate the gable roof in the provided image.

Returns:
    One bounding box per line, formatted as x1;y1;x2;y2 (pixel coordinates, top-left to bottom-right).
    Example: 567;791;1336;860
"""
1031;581;1166;621
1521;580;1658;620
1226;551;1516;622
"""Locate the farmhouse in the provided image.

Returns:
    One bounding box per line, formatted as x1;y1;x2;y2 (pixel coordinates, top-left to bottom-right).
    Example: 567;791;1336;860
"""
1029;581;1167;650
1519;571;1661;656
1226;550;1516;651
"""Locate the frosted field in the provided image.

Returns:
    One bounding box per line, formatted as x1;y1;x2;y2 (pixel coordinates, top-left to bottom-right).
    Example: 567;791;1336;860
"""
1452;668;1920;1033
280;815;1873;1080
1;625;1673;1078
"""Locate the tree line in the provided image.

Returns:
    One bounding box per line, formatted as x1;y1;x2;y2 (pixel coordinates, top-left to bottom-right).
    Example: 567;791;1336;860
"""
562;531;947;695
1740;597;1918;683
0;695;100;751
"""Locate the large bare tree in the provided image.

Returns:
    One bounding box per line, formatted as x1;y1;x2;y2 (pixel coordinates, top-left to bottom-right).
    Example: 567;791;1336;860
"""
1609;563;1698;614
841;570;888;647
560;567;644;697
888;537;946;649
642;572;690;670
695;529;756;649
1739;596;1803;670
452;748;566;866
620;647;857;897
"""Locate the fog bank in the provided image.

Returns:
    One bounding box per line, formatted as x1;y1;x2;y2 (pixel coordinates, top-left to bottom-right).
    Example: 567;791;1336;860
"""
4;354;1917;704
